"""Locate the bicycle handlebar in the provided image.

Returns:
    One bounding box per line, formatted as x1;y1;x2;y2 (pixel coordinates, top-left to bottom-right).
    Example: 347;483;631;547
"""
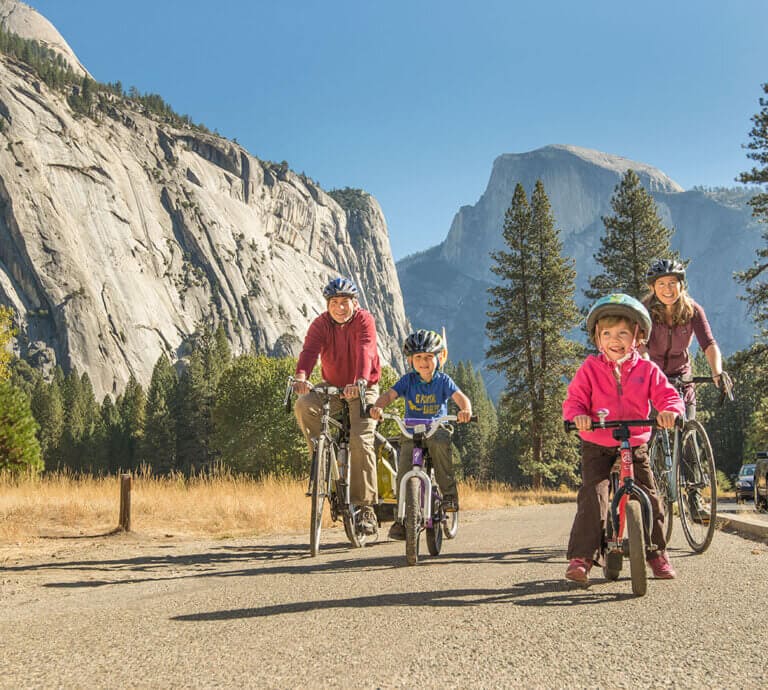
668;372;735;404
377;412;478;439
283;376;368;416
564;418;657;433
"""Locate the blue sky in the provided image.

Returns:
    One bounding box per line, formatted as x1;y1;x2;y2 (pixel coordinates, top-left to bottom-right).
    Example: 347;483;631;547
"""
27;0;768;260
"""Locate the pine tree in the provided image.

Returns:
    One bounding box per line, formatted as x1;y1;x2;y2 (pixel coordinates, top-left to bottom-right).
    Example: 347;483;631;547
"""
119;374;147;470
0;305;15;381
30;378;64;465
0;380;42;474
143;354;178;473
486;181;583;487
585;169;677;301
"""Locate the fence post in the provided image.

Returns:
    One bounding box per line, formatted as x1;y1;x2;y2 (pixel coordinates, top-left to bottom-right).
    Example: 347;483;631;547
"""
118;473;132;531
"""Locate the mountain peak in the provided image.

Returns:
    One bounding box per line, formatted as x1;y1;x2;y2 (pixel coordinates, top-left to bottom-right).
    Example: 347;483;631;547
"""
0;0;90;78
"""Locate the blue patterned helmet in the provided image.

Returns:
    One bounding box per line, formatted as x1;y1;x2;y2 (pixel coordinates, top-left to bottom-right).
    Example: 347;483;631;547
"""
586;294;652;340
322;277;359;300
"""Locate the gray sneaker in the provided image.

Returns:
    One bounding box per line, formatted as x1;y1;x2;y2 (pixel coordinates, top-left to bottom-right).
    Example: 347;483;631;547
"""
388;521;406;540
359;506;378;536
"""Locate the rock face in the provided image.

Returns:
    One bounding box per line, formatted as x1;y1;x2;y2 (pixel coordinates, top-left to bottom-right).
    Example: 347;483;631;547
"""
0;0;90;78
398;144;761;396
0;53;409;398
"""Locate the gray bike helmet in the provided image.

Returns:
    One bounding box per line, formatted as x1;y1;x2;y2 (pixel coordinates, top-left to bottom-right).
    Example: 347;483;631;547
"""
322;277;359;300
403;329;445;357
586;293;653;340
646;258;686;285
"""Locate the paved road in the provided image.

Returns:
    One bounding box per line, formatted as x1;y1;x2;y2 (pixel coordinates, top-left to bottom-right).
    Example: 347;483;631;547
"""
1;504;767;689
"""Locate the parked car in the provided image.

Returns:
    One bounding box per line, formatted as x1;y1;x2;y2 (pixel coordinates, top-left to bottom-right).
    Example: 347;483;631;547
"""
755;452;768;513
735;463;756;503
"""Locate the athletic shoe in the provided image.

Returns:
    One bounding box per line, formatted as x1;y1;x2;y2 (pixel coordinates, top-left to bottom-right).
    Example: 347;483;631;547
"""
565;558;592;583
647;551;677;579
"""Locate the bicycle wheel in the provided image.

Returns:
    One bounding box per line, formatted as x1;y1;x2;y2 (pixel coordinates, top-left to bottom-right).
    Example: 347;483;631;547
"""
405;477;421;565
626;501;648;597
443;510;459;539
677;420;717;553
309;438;329;557
649;432;674;545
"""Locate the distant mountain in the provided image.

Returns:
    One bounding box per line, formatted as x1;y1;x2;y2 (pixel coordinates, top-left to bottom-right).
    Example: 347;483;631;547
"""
0;6;410;398
397;144;761;397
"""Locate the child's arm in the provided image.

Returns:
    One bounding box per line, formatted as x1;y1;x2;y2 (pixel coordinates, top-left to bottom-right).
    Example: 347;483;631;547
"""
369;388;399;420
451;390;473;423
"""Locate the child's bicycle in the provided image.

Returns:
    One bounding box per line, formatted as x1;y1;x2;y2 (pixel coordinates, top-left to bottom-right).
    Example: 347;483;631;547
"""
284;376;373;556
377;413;475;565
565;410;661;597
648;374;733;553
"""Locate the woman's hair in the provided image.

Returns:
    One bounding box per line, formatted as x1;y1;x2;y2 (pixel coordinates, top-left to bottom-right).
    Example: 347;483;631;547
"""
643;284;695;325
594;314;647;345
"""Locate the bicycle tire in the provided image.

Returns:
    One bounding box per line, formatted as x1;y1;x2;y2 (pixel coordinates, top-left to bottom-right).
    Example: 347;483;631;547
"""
649;432;674;545
405;477;421;565
443;510;459;539
626;501;648;597
309;437;329;557
677;420;717;553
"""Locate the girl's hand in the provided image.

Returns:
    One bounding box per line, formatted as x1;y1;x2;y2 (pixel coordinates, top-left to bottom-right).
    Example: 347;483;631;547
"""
368;405;383;420
573;415;592;431
656;410;677;429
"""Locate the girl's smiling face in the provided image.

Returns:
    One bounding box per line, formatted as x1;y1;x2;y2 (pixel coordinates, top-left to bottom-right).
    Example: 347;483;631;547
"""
597;318;637;362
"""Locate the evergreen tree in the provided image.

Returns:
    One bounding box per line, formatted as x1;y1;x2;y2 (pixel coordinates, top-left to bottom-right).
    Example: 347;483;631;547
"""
119;374;147;470
96;395;124;473
444;360;497;479
486;181;583;486
585;169;677;301
0;380;43;474
143;354;178;473
30;377;64;466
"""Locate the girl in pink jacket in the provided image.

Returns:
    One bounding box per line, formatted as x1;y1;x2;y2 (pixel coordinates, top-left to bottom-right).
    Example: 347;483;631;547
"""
563;294;684;584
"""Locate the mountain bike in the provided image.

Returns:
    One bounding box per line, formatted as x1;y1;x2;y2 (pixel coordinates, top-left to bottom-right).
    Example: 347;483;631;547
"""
284;376;373;556
378;413;475;565
566;411;660;597
648;375;732;553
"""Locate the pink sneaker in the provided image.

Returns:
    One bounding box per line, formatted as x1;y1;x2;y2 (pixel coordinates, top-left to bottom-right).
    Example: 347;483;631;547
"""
647;551;676;579
565;558;592;583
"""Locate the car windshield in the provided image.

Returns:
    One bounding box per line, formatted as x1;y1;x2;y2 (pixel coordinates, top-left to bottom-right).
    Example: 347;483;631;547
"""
739;464;756;477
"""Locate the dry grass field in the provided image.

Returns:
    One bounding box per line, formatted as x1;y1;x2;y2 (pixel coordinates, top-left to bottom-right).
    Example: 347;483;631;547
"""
0;471;576;544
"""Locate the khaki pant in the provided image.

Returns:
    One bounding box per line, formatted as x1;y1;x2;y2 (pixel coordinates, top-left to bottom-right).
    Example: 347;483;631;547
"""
567;440;666;564
396;428;456;499
294;383;379;505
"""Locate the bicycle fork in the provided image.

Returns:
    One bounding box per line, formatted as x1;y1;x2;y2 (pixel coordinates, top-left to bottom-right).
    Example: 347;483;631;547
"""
397;447;433;528
608;443;655;554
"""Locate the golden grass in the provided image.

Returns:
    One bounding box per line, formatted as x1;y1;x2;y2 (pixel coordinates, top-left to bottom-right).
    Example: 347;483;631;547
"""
0;471;575;544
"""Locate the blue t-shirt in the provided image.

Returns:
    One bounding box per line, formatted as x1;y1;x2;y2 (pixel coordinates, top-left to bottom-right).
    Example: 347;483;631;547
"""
392;371;459;420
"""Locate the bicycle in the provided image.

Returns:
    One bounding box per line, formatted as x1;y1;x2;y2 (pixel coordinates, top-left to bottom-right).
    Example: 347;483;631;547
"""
284;376;373;556
377;413;474;565
648;375;732;553
565;410;661;597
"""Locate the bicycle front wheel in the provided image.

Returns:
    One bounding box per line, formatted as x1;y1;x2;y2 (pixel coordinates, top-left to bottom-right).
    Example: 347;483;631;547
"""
626;501;648;597
677;419;717;553
405;477;421;566
649;432;674;545
309;438;329;557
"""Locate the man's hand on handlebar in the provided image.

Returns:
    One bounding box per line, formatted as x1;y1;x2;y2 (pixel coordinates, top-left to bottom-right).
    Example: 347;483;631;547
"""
572;414;592;431
656;410;677;429
292;376;311;396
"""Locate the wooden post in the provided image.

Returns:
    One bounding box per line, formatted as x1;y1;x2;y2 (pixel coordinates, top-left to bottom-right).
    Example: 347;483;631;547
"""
118;473;132;531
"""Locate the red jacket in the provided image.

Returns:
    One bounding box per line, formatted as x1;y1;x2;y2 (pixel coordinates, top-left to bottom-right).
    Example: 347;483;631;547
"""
563;351;685;447
296;309;381;387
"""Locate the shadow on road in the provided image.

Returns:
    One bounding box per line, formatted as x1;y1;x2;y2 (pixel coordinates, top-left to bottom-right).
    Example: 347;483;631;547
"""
172;578;635;622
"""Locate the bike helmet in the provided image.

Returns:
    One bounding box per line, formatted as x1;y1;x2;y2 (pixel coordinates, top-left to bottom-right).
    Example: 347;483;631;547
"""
646;258;686;285
403;329;446;357
586;293;652;340
322;277;359;300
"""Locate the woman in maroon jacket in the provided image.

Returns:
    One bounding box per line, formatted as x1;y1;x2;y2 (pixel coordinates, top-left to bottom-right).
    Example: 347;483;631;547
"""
642;259;730;420
293;277;381;536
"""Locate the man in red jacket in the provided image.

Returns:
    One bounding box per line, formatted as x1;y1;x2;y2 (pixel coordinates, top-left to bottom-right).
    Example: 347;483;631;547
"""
293;277;381;535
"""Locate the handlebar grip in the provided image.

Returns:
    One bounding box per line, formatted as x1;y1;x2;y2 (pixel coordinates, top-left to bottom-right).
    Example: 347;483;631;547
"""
564;420;577;433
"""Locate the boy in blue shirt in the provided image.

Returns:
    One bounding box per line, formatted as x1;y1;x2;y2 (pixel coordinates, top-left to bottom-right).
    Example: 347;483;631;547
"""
370;329;472;540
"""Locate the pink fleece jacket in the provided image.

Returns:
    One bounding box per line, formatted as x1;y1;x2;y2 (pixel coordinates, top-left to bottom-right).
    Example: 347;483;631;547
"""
562;351;685;447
